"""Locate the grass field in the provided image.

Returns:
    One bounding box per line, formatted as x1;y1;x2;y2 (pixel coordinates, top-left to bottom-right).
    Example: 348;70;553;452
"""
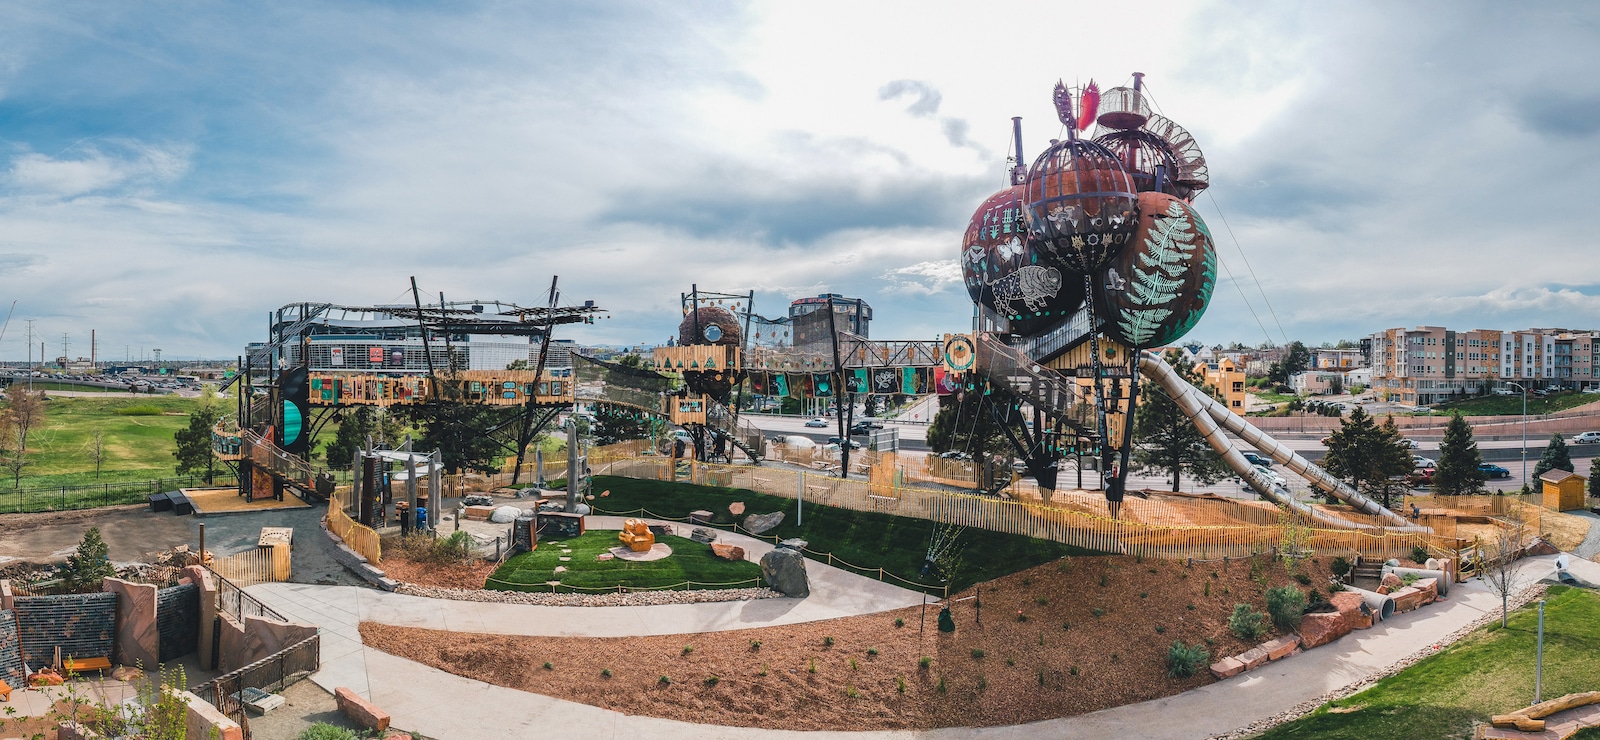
586;475;1097;592
1431;391;1599;417
12;394;207;488
487;531;760;592
1259;585;1600;740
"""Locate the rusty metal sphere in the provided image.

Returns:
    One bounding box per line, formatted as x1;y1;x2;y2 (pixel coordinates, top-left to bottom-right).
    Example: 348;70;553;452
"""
1094;191;1217;349
677;306;742;347
1023;139;1139;274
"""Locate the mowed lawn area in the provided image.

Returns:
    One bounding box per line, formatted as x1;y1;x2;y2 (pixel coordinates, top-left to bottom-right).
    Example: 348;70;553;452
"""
1431;391;1599;416
585;475;1097;592
1260;585;1600;740
15;395;205;487
487;531;760;593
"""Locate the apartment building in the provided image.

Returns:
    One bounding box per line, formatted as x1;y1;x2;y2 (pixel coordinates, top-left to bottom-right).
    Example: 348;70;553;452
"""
1367;326;1599;404
1199;357;1247;412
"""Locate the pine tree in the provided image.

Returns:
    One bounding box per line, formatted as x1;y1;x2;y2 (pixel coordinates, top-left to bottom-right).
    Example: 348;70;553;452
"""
173;405;221;483
61;526;116;592
1589;461;1600;499
1432;411;1486;496
1532;433;1574;479
324;406;376;465
1132;350;1229;491
1322;409;1413;510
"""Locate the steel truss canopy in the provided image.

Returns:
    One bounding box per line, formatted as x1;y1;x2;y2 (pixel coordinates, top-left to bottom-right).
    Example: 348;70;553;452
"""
289;300;604;337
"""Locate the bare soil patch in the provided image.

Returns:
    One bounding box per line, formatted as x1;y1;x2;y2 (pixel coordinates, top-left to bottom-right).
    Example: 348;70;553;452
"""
361;553;1333;730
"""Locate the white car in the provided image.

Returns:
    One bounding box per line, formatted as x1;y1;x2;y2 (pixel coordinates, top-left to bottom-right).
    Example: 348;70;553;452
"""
1252;465;1287;486
1572;431;1600;444
803;418;829;428
1397;438;1420;449
1412;455;1437;469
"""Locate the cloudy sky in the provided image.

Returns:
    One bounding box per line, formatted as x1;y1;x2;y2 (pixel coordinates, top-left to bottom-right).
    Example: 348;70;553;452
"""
0;1;1596;361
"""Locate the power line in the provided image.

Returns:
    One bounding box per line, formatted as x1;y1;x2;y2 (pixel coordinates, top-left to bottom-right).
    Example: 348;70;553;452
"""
1205;190;1290;346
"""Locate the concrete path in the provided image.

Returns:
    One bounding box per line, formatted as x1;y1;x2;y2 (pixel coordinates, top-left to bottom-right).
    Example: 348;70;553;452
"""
248;552;1587;739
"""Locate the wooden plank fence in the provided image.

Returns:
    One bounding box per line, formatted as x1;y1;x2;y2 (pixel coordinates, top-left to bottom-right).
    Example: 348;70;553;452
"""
210;545;291;587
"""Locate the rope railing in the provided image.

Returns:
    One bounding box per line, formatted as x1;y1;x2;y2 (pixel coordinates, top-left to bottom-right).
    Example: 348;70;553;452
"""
483;575;766;593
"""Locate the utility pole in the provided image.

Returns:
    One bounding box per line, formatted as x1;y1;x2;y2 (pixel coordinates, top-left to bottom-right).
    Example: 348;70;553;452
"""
24;319;34;388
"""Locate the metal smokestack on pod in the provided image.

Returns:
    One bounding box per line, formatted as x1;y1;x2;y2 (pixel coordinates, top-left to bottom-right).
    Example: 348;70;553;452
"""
1011;117;1026;186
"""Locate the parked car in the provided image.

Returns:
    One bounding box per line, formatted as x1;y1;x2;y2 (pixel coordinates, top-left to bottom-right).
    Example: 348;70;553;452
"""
1572;431;1600;445
1242;451;1274;467
849;421;874;435
1252;465;1287;486
803;418;829;428
1320;436;1334;446
1397;438;1420;449
826;436;862;449
1407;467;1435;487
1478;463;1511;479
1412;455;1437;469
937;451;973;461
1493;387;1517;396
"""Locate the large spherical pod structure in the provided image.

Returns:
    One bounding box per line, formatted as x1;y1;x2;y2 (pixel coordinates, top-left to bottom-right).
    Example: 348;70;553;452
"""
961;185;1087;335
1023;138;1139;274
676;306;744;402
1094;191;1217;349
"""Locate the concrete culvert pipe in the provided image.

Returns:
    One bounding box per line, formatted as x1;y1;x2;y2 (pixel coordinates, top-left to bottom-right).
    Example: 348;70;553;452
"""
1344;586;1396;622
1382;566;1451;597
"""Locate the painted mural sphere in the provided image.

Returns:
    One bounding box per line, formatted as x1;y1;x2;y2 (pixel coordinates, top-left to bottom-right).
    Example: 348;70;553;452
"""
1093;191;1217;349
677;306;743;348
1023;139;1139;274
959;185;1086;336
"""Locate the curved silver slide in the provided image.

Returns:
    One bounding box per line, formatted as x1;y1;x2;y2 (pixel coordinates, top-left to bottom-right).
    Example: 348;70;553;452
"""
1137;351;1417;530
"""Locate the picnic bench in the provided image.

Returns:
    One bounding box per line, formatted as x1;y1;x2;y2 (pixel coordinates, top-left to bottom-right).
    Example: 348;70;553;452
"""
0;678;11;702
62;656;112;674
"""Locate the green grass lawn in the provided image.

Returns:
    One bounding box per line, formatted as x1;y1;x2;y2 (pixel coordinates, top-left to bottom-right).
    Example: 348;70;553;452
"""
16;395;206;487
487;531;760;593
1259;585;1600;740
1431;391;1598;417
586;475;1097;592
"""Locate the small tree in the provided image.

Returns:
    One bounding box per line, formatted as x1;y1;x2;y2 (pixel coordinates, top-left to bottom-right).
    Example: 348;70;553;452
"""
91;429;105;480
1480;504;1532;627
173;405;221;483
1132;350;1230;491
323;406;376;465
61;527;117;592
1531;433;1574;479
1265;586;1306;630
1432;411;1486;496
1589;462;1600;501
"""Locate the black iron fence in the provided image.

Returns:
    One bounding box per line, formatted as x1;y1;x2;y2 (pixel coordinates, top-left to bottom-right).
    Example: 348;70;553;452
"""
207;565;286;623
0;474;239;514
192;634;320;739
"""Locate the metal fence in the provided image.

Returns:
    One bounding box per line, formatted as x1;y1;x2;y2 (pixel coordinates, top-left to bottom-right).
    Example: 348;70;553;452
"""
208;566;286;624
0;474;239;514
192;634;320;740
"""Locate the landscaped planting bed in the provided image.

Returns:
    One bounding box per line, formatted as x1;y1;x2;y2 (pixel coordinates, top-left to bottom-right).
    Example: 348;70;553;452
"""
363;552;1334;730
487;531;762;593
588;475;1097;591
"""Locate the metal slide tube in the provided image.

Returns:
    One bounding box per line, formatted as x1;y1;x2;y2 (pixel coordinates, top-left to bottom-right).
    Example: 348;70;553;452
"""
1137;351;1420;531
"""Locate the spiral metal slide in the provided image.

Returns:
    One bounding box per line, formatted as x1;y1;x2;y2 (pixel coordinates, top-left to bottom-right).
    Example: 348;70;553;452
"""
1136;351;1419;531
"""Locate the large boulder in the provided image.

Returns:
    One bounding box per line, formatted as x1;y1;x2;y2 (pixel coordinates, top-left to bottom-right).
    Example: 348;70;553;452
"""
335;687;391;732
744;511;785;535
1297;611;1352;649
1260;634;1301;660
1378;572;1404;594
760;547;809;598
462;494;495;507
710;543;746;562
489;505;523;523
1237;647;1270;670
689;528;718;544
1329;591;1373;630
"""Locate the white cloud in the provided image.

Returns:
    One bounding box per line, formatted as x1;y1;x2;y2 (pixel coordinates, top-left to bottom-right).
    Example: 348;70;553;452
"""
6;142;192;198
880;259;962;296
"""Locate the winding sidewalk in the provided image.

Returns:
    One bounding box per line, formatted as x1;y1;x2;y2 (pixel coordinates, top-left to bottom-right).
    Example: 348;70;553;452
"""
251;542;1593;738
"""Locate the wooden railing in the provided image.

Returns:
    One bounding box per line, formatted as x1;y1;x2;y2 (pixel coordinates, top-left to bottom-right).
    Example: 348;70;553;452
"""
327;489;382;565
210;545;292;587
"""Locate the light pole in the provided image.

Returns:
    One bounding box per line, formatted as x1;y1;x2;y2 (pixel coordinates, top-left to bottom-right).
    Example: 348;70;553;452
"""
1506;381;1527;490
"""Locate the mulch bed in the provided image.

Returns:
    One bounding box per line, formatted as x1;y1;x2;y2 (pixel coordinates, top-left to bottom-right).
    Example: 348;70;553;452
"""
378;556;498;590
361;553;1334;730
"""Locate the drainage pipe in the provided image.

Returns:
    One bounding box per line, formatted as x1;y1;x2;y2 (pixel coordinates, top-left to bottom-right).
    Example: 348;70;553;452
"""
1381;565;1451;597
1344;585;1397;622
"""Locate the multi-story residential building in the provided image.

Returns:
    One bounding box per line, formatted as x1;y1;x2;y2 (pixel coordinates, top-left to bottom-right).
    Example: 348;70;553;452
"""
1309;348;1365;369
1199;357;1247;412
1368;326;1599;404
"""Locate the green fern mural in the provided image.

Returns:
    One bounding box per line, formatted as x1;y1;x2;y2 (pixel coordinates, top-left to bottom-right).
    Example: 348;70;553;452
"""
1117;199;1198;345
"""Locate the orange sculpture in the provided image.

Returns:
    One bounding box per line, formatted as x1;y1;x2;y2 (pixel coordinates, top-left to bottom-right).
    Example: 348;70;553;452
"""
618;519;655;552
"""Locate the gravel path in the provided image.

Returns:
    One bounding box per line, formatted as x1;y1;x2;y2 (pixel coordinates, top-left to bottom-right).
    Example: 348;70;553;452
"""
1571;509;1600;561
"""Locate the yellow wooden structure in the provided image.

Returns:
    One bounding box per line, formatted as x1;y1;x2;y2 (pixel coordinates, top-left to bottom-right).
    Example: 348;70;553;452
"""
307;370;573;407
1540;469;1585;511
653;345;740;372
618;518;655;552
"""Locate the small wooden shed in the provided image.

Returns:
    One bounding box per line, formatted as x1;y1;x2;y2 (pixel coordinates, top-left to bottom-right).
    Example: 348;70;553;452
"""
1540;469;1585;511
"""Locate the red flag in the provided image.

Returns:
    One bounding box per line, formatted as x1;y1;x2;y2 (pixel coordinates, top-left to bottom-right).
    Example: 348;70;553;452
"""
1078;81;1100;131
